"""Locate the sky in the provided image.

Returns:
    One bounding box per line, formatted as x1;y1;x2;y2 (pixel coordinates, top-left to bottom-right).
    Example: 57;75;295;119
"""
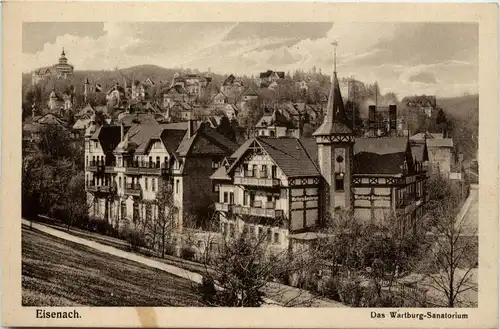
22;22;478;98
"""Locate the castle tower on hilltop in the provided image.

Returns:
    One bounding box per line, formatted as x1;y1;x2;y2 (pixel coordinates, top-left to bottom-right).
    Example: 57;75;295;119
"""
313;41;355;217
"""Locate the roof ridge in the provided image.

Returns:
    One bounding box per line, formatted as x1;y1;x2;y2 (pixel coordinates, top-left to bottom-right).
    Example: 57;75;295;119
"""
296;138;321;173
258;137;302;161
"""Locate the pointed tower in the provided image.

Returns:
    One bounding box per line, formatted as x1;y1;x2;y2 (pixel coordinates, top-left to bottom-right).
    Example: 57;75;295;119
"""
313;42;355;218
84;77;90;103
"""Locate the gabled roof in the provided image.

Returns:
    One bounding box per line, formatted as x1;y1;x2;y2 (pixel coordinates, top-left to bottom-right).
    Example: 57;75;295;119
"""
91;125;122;153
76;104;95;118
259;70;285;79
222;74;236;86
166;84;188;95
225;137;320;178
243;87;259;97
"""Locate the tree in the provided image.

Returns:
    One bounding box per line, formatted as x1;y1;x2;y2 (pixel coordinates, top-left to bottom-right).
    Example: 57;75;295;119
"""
315;209;428;307
197;218;320;307
419;178;478;307
216;115;236;142
436;108;448;135
155;180;177;258
59;172;92;230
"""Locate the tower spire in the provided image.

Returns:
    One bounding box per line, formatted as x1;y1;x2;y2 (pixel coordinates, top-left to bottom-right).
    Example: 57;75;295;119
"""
313;41;352;136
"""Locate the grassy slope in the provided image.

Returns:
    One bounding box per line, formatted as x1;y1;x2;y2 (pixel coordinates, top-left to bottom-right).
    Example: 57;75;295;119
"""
22;228;202;306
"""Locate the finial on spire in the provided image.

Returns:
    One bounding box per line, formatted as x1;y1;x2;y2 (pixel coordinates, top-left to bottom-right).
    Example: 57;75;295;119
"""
330;41;338;75
61;47;65;56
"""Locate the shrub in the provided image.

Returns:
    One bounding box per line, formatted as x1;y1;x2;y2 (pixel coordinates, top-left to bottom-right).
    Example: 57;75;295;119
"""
181;246;196;261
198;276;217;305
163;243;176;256
120;227;147;252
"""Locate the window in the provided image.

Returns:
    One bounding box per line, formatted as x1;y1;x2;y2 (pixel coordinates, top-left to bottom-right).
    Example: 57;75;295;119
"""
258;227;264;239
156;157;160;168
229;192;234;204
146;204;152;221
149;157;153;168
267;195;273;203
92;156;96;165
261;165;268;178
270;130;275;137
243;164;248;176
252;165;258;177
267;228;272;243
152;178;156;192
118;176;122;188
271;165;277;178
274;232;280;244
212;160;219;169
94;141;98;149
223;192;228;203
164;156;168;169
133;202;139;223
335;173;344;192
145;178;148;191
176;179;179;194
86;156;89;167
243;191;248;206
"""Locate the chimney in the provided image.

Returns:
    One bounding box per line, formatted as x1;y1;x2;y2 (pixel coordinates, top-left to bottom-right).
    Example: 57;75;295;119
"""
187;111;196;138
368;105;377;132
389;104;397;135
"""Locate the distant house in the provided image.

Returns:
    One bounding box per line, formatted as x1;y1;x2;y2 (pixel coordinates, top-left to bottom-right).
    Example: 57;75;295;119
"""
254;109;299;138
213;92;228;105
23;113;69;143
131;80;146;101
258;70;285;88
411;132;454;176
106;83;127;107
163;85;191;108
220;104;239;120
172;73;212;98
221;74;245;95
241;87;259;102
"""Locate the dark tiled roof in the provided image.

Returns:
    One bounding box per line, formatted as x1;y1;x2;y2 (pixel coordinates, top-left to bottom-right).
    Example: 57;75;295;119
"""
257;137;320;177
94;125;122;153
354;152;407;175
119;113;158;127
354;137;408;155
353;137;410;175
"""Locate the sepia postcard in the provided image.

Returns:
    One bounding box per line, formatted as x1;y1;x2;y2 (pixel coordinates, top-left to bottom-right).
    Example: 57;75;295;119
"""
1;1;498;328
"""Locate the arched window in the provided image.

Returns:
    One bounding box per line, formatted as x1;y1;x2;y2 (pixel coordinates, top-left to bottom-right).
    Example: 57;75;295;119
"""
92;156;96;165
156;156;160;168
152;178;156;192
120;201;127;220
149;156;153;168
118;176;122;188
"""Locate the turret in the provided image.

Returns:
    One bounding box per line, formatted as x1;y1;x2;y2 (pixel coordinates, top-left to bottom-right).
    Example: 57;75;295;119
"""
313;42;355;218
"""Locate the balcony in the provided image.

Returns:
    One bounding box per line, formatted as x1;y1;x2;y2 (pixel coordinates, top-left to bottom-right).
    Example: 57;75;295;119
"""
125;183;142;196
234;176;280;188
87;161;112;174
215;202;232;212
233;203;284;219
87;184;112;193
123;162;169;176
396;196;417;214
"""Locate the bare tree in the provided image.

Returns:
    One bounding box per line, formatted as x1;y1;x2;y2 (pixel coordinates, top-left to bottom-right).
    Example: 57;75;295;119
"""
155;180;177;258
195;217;322;307
419;193;478;307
